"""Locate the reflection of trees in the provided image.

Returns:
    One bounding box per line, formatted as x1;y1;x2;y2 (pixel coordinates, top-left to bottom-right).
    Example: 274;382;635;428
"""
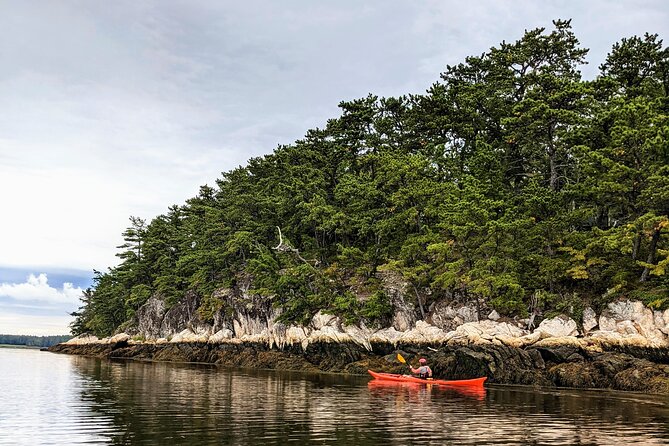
71;357;388;445
365;382;669;445
69;356;669;445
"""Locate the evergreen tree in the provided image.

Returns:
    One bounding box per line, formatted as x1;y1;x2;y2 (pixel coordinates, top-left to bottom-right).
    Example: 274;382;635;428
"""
70;22;669;336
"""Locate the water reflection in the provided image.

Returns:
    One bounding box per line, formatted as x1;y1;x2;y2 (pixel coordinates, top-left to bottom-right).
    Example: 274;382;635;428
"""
68;356;669;445
366;379;487;400
0;347;668;445
70;357;391;445
484;386;669;445
0;348;116;445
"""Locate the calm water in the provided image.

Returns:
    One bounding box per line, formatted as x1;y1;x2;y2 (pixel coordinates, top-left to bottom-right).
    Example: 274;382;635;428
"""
0;348;668;445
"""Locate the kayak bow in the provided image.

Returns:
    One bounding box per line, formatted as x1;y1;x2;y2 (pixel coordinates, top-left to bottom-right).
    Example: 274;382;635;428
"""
368;370;487;387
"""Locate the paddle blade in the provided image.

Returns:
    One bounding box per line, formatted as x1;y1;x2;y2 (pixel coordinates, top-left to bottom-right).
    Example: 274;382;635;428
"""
397;353;406;364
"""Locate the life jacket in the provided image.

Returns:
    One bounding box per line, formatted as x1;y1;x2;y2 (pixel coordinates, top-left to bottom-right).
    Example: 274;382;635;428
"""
418;365;431;379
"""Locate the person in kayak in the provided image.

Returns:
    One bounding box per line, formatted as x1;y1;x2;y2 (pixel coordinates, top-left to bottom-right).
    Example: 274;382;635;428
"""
410;358;432;379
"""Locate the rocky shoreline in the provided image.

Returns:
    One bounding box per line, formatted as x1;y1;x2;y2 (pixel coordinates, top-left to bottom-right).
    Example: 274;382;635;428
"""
50;333;669;394
51;284;669;393
49;339;669;393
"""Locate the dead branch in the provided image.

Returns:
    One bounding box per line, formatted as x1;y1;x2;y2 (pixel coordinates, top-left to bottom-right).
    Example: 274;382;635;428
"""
273;226;316;265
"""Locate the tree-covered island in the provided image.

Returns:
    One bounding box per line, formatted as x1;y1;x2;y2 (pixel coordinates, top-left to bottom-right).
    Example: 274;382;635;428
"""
71;20;668;339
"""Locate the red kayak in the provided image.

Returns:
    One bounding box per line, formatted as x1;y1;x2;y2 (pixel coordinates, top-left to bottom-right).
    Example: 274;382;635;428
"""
368;370;487;387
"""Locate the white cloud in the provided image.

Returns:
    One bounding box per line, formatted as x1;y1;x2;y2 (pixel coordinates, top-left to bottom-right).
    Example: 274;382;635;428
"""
0;0;665;335
0;312;73;336
414;0;669;80
0;274;83;304
0;0;666;277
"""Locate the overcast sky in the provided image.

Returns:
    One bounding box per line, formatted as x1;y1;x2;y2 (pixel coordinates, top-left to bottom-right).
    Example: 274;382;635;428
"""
0;0;666;335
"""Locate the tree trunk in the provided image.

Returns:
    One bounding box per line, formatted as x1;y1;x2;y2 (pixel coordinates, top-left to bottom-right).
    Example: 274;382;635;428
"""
413;286;425;320
549;154;558;192
640;228;661;282
547;126;558;192
632;232;641;260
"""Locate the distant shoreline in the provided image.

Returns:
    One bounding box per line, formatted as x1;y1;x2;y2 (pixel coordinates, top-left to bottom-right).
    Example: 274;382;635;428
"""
0;344;41;349
0;334;72;348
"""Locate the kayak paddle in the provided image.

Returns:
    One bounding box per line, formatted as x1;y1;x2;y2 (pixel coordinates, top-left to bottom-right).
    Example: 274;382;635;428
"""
397;353;411;370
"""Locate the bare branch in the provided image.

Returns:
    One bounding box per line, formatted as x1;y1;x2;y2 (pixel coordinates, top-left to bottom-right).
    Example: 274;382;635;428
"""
273;226;283;250
273;226;314;265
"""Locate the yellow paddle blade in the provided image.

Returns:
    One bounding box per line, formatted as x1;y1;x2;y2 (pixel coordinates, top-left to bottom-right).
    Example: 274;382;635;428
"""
397;353;406;364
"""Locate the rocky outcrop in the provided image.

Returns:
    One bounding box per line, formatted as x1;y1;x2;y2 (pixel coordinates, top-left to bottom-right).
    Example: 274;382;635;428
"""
128;295;165;338
594;301;668;347
376;270;416;331
655;309;669;335
115;290;669;352
582;307;598;333
63;334;101;345
161;290;211;337
536;315;579;338
451;320;527;341
428;301;479;331
98;285;669;355
55;296;669;393
125;291;211;339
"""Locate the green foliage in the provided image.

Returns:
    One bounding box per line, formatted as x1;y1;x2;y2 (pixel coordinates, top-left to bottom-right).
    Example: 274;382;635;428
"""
274;264;329;325
125;284;153;319
71;21;669;335
540;291;586;321
329;292;361;325
629;287;669;311
198;292;226;323
153;274;185;308
360;290;394;325
485;275;528;318
326;290;393;327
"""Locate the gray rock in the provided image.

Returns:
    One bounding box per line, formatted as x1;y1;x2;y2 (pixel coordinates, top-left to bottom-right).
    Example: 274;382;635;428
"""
582;307;598;333
535;315;579;338
376;270;416;331
132;294;166;339
598;300;667;346
429;300;479;331
599;314;617;332
654;309;669;335
160;290;211;337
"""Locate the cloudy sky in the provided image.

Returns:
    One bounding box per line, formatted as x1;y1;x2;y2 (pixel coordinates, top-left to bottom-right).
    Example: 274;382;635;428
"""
0;0;666;335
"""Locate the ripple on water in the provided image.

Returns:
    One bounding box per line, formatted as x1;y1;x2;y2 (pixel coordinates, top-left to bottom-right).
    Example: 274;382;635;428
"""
0;348;668;445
